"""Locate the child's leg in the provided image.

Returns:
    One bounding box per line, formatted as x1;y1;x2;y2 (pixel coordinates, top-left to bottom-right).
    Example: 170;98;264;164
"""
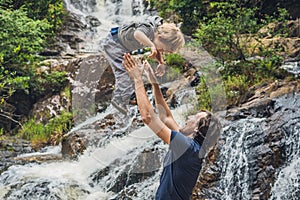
102;34;133;114
114;69;134;105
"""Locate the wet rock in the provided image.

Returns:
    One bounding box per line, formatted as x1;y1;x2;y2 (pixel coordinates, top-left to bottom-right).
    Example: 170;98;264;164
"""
0;137;34;174
192;92;300;199
30;94;70;124
86;15;101;27
61;133;88;159
89;140;164;198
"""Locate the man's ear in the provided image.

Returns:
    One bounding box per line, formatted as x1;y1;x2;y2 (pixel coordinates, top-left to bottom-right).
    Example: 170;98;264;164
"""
193;126;198;133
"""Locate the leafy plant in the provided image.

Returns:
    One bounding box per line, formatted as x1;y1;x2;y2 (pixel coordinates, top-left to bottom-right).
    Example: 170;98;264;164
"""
164;53;188;81
150;0;205;35
0;0;65;34
18;111;73;147
224;74;248;103
194;1;262;62
30;71;68;98
0;67;30;101
0;8;51;68
165;53;186;70
195;77;212;111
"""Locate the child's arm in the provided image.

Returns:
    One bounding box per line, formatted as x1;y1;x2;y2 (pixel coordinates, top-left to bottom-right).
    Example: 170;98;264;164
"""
133;30;163;64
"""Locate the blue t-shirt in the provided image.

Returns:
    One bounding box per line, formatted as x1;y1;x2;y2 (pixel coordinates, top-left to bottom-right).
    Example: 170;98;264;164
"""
155;130;203;200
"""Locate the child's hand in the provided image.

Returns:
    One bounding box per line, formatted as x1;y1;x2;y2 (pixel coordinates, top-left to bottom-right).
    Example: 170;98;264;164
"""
155;64;166;77
148;46;158;60
148;46;165;65
155;51;164;65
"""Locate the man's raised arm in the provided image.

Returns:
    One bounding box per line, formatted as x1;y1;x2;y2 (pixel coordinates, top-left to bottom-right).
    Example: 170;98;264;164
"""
143;61;180;132
122;53;171;144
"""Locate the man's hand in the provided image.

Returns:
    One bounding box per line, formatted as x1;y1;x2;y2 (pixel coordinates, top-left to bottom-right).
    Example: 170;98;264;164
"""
155;64;166;77
123;53;144;86
143;60;159;84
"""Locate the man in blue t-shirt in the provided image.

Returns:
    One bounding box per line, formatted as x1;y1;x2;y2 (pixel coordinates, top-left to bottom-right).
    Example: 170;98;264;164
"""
122;53;222;199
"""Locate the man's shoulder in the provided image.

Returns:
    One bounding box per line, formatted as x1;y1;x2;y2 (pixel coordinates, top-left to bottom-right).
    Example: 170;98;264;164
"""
171;130;201;150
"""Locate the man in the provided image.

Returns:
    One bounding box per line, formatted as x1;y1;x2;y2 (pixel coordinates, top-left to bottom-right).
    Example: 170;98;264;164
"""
122;53;222;200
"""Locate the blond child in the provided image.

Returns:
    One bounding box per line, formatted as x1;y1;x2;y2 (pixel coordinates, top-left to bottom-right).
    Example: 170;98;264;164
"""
102;16;185;115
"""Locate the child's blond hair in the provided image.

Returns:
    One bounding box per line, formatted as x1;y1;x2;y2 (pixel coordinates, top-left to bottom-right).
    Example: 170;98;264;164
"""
156;23;185;52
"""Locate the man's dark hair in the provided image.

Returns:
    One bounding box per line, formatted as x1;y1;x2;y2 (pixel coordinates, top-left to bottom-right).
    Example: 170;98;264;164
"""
193;110;221;147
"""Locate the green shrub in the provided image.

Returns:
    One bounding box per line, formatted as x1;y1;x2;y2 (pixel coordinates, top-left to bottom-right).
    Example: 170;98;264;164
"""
165;53;186;70
0;66;30;103
194;1;261;61
150;0;205;35
164;53;187;81
0;0;65;34
18;111;73;146
195;77;212;111
34;71;67;96
224;74;248;102
0;8;51;68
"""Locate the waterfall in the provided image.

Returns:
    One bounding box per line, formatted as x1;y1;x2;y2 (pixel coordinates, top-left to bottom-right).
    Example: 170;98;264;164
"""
0;100;195;199
217;118;266;200
281;60;300;77
63;0;150;52
198;93;300;200
1;1;299;200
269;117;300;199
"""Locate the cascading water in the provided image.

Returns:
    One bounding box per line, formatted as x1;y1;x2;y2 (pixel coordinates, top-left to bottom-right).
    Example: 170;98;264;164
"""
197;93;300;200
1;1;299;200
0;100;196;199
64;0;150;52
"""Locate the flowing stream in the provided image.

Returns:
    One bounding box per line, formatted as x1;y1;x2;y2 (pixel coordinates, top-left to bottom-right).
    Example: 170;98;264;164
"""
0;1;299;199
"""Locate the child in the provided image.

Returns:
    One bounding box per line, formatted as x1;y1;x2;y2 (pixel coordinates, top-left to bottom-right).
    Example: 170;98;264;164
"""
102;15;185;115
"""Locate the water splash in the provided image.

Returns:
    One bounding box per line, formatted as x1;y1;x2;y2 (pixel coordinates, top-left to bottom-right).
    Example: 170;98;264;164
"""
64;0;149;52
217;118;265;200
281;60;300;77
270;117;300;199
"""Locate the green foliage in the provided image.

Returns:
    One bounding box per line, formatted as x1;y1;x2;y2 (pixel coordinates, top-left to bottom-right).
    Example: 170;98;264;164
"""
192;0;293;106
195;0;291;62
150;0;205;35
18;111;73;146
0;8;51;68
63;85;71;100
165;53;187;81
0;66;30;103
165;53;186;70
194;1;261;61
170;0;205;35
0;2;66;132
0;0;65;34
195;77;212;111
30;71;68;98
262;7;291;37
224;74;248;103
